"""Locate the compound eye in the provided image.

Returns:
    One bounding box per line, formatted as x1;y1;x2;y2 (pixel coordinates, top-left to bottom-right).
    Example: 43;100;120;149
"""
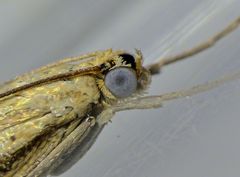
104;67;137;98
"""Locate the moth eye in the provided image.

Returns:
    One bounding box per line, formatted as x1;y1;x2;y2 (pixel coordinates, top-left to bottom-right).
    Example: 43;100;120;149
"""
105;67;137;98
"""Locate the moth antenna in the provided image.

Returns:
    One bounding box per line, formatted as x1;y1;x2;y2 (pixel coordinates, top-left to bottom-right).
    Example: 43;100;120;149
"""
147;16;240;74
113;69;240;112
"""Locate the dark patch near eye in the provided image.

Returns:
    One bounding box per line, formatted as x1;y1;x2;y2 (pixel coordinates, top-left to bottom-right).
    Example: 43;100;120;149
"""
100;61;115;74
100;54;136;75
119;53;136;69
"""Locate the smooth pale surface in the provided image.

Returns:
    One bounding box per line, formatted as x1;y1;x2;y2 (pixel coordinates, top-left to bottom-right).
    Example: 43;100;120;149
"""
0;1;240;177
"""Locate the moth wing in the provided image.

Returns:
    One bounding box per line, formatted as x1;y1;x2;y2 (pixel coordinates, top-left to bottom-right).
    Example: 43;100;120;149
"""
0;49;117;175
0;73;101;175
0;94;80;173
50;124;104;176
0;48;103;131
2;112;83;177
2;55;94;93
32;122;105;177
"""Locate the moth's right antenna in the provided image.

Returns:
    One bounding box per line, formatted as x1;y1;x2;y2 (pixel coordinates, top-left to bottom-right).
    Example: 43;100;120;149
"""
147;17;240;74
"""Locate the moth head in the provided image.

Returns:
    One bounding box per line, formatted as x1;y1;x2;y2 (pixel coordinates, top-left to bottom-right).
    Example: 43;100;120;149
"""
99;49;151;100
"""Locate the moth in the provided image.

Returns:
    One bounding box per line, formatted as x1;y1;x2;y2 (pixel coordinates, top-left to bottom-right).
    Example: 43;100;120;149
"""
0;17;240;177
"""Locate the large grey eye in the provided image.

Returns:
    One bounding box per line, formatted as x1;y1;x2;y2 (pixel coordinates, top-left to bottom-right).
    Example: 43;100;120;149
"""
105;67;137;98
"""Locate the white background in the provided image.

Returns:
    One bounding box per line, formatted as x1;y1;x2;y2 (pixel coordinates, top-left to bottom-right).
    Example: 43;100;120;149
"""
0;1;240;177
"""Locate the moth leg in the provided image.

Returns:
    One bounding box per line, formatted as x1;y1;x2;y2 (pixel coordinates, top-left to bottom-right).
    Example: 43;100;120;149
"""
97;108;115;125
148;17;240;74
106;70;240;118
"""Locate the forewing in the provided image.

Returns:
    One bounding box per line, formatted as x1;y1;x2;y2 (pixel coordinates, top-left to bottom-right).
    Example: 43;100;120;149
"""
1;111;78;177
0;51;98;94
28;118;99;177
0;73;101;175
0;49;123;176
